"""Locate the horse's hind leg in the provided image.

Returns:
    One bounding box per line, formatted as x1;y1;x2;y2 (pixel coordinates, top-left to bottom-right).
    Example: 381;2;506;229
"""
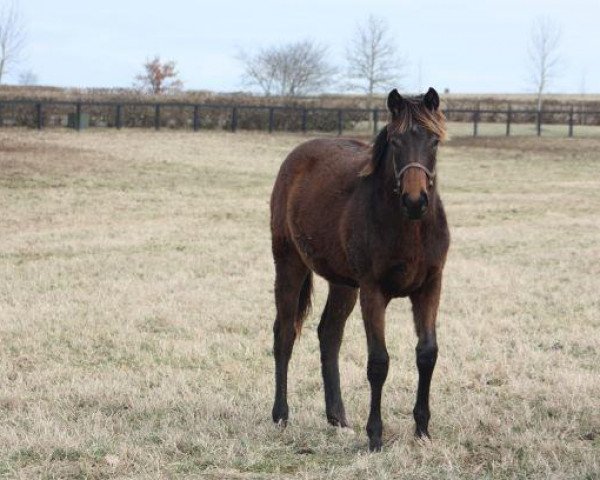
318;283;357;428
272;248;311;426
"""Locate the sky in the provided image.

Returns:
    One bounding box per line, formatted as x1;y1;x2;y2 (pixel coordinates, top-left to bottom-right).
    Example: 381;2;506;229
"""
5;0;600;94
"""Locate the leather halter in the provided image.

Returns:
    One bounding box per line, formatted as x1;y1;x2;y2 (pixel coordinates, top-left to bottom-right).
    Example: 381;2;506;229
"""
392;152;436;194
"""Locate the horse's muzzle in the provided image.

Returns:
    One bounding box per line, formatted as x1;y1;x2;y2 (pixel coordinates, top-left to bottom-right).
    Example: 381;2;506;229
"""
402;192;428;220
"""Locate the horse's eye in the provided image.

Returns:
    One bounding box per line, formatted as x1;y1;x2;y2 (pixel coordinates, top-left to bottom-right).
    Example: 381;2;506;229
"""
432;138;440;149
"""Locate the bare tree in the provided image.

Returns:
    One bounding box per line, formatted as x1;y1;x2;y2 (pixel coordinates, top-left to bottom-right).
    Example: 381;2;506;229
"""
18;69;37;85
0;1;26;84
528;17;562;112
346;15;406;111
135;56;183;94
240;40;336;97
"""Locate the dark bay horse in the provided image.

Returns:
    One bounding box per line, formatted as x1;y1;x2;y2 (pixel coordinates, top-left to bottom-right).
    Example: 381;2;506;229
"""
270;88;450;451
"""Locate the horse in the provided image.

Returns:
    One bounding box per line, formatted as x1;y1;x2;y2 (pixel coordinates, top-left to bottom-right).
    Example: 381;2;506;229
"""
269;87;450;451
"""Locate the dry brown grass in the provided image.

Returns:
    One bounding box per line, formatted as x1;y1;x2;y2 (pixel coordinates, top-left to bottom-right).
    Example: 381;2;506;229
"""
0;129;599;479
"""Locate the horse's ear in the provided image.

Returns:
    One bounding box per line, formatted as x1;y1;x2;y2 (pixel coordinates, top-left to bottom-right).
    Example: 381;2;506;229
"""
423;87;440;111
387;88;405;117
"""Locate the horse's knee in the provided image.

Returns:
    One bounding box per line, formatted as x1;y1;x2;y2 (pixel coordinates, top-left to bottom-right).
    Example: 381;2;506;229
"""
367;352;389;386
416;343;438;371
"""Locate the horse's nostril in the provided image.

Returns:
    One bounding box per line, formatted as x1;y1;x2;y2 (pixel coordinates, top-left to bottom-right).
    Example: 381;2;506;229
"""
420;192;429;209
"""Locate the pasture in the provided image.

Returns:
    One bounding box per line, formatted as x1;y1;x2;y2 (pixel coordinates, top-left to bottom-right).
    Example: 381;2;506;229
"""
0;129;598;478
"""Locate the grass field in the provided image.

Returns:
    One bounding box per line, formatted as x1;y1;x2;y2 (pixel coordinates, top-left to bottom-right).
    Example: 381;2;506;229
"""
0;129;599;479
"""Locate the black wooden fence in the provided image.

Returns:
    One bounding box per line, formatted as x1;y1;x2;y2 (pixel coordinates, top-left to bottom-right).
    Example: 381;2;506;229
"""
0;99;599;137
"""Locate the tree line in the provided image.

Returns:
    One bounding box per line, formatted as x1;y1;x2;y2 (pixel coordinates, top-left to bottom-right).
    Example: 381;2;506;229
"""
237;15;404;113
0;3;565;112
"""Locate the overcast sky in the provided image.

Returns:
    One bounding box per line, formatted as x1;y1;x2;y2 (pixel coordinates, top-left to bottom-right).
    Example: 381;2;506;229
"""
7;0;600;94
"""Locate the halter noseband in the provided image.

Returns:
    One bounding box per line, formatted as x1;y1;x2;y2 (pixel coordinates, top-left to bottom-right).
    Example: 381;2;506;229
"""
392;153;436;195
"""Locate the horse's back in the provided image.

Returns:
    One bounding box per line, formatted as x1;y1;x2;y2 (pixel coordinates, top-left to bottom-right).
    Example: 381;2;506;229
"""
273;138;370;188
271;137;369;221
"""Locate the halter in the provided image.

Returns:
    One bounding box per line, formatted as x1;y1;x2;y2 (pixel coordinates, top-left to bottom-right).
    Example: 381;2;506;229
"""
392;152;436;195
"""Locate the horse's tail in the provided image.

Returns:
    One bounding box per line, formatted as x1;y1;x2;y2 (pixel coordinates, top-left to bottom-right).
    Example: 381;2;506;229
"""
295;272;313;337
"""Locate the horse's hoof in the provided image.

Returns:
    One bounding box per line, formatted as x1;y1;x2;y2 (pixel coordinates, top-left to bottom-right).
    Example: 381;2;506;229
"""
272;403;288;427
275;418;288;429
272;412;288;428
327;414;349;429
415;429;432;443
368;437;383;452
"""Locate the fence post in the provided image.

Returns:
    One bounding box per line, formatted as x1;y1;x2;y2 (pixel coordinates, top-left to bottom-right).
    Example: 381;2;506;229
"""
115;104;123;129
373;109;379;134
0;102;3;128
75;103;82;131
568;105;574;138
301;108;308;133
506;104;511;136
337;109;343;135
193;105;200;131
36;103;43;130
268;107;274;133
536;110;541;136
154;104;161;130
473;104;479;137
231;107;238;132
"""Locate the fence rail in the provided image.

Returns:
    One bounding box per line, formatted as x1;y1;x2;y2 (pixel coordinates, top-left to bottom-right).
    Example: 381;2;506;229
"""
0;99;599;137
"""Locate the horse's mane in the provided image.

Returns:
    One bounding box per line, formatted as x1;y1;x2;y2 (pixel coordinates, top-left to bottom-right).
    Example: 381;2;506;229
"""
360;96;447;177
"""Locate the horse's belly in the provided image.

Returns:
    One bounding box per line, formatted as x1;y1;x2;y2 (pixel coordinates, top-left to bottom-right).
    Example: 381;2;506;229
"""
312;257;359;288
379;262;427;297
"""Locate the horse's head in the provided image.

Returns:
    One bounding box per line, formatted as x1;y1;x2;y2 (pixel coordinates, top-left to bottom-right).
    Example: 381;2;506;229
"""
362;88;447;220
387;88;446;220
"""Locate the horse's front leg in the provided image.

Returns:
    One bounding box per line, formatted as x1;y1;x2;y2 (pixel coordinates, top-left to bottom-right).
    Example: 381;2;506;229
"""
360;285;390;452
409;270;443;439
